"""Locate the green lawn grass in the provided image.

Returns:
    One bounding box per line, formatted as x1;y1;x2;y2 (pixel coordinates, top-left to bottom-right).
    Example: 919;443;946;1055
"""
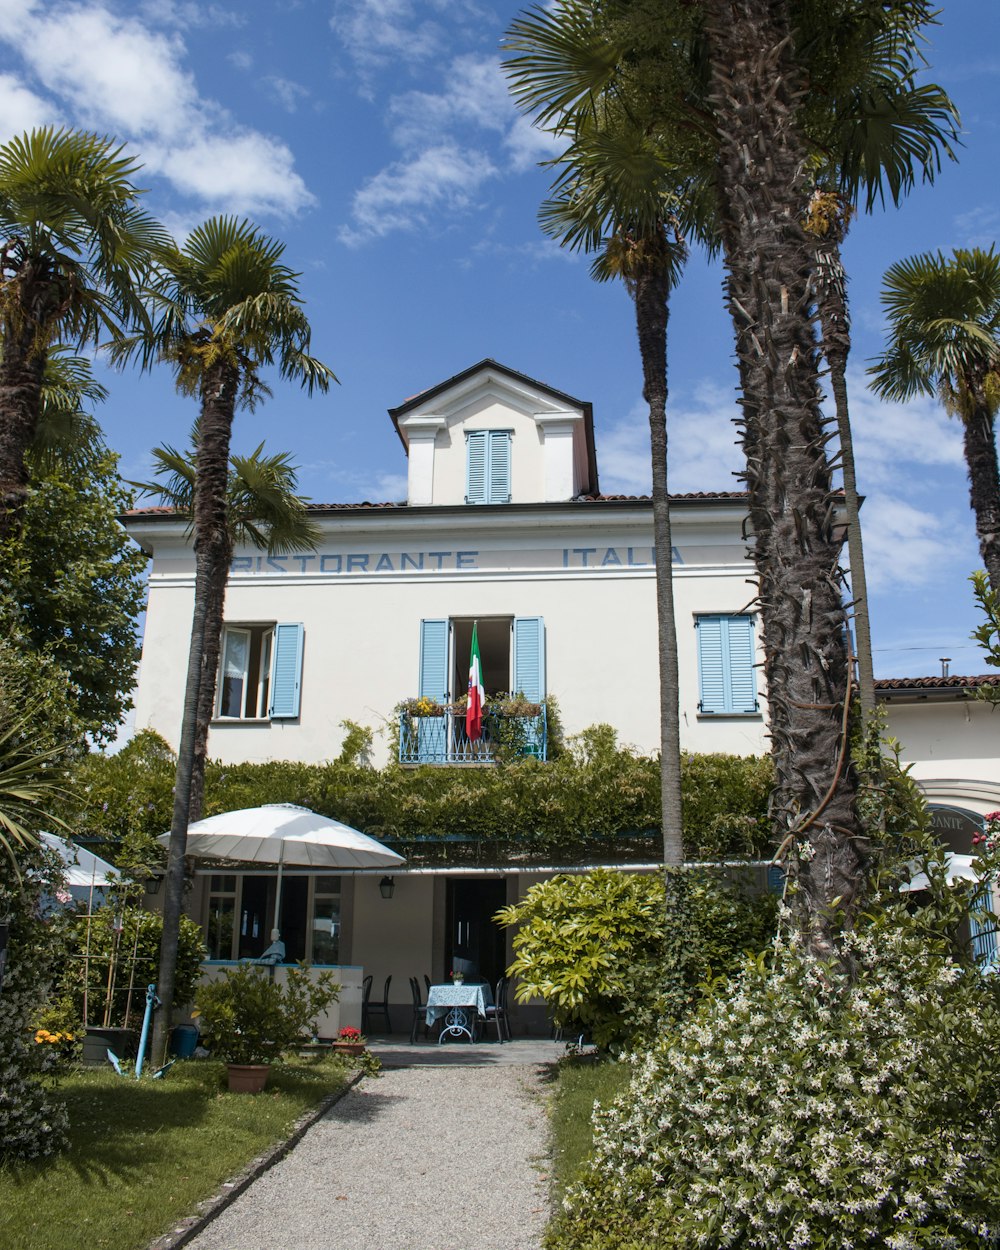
547;1056;629;1197
0;1058;352;1250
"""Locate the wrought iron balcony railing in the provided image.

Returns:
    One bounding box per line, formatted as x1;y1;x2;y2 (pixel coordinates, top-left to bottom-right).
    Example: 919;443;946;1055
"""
398;706;547;765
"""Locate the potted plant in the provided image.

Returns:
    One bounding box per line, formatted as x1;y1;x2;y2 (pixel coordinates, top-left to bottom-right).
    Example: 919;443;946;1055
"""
195;963;339;1092
331;1025;366;1056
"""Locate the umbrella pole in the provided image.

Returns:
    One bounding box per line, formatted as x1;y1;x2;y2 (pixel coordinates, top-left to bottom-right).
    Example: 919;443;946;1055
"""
272;843;285;941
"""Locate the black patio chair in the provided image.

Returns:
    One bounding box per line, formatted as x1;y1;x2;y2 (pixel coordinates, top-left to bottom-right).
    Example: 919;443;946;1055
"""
481;975;511;1043
408;976;429;1043
362;974;393;1034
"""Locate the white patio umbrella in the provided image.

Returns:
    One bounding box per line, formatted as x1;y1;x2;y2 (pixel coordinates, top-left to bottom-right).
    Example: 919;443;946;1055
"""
40;831;119;887
899;853;981;893
157;804;404;939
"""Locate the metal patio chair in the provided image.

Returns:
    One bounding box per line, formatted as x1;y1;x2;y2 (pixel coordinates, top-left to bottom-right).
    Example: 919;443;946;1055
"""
362;973;393;1034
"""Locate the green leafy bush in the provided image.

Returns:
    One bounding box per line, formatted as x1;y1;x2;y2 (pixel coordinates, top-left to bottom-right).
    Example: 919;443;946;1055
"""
0;845;69;1161
548;915;1000;1249
195;964;339;1065
66;731;773;868
498;868;776;1050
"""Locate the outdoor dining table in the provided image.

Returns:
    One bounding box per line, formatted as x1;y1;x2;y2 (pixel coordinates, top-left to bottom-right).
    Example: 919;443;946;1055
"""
425;981;494;1043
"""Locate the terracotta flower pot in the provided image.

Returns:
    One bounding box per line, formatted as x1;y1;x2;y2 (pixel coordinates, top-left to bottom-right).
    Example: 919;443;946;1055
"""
226;1063;271;1093
331;1041;366;1056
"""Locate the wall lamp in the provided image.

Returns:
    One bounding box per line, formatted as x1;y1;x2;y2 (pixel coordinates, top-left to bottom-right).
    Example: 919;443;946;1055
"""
379;876;395;900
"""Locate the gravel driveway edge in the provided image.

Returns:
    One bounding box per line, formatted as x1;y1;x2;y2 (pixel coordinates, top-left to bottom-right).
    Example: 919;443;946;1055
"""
146;1070;365;1250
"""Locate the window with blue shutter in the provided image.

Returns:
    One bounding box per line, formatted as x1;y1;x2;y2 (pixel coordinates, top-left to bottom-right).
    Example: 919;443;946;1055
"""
417;618;449;762
466;430;511;504
217;623;299;719
269;622;304;718
513;616;546;758
695;614;758;714
513;617;545;701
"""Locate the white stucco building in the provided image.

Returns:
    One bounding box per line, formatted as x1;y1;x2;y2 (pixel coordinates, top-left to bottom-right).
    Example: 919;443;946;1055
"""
123;360;1000;1030
128;360;770;769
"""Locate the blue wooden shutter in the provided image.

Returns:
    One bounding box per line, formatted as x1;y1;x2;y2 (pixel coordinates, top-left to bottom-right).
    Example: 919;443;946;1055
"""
696;616;726;713
696;615;758;713
466;432;487;504
417;619;449;762
269;623;304;718
726;616;758;713
419;619;449;701
971;884;998;968
513;617;546;701
488;431;511;503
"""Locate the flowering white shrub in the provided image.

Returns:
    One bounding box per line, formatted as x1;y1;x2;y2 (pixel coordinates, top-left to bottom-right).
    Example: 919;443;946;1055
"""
547;917;1000;1249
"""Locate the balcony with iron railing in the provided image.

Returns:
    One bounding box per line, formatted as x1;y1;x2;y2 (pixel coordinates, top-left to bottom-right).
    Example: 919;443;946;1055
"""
398;701;547;765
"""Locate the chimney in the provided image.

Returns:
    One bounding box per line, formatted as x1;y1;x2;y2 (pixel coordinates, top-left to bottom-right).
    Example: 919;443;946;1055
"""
940;657;951;679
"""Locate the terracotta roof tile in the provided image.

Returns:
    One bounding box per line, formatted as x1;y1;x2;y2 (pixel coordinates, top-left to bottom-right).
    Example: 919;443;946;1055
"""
875;674;995;690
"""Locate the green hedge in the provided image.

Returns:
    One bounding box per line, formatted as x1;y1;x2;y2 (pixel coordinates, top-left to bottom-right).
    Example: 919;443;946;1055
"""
67;728;775;867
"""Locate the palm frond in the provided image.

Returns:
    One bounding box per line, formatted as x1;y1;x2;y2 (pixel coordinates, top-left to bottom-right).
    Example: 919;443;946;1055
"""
503;1;623;130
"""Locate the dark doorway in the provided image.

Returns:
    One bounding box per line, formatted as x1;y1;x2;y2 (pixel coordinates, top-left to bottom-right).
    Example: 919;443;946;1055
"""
452;618;511;698
445;878;507;988
238;874;307;962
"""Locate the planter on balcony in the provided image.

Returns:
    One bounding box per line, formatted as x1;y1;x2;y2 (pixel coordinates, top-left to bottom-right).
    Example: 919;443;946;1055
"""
398;705;547;766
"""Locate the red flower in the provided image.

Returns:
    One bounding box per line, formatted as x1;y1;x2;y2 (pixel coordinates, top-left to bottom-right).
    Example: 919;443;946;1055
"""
338;1026;361;1041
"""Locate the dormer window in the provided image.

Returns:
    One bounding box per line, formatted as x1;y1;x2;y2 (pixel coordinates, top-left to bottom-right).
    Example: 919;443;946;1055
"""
466;430;512;504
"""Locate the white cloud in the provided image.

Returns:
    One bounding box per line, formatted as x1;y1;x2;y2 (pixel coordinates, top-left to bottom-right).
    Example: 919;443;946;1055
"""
338;41;563;243
140;0;246;29
330;0;446;86
339;144;497;245
151;132;314;216
0;72;57;139
953;204;1000;248
598;379;743;496
387;54;512;146
265;76;311;114
838;366;962;490
504;114;564;172
0;0;314;217
228;49;253;71
306;463;408;503
857;494;971;592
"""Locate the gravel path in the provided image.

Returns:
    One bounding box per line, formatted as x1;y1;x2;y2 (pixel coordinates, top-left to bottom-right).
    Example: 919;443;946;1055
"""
185;1064;552;1250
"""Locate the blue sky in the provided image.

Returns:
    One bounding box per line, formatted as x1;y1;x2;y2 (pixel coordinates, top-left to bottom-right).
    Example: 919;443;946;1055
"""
1;0;998;679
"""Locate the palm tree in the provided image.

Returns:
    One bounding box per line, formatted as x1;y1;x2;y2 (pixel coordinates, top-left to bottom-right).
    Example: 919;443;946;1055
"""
0;128;166;539
115;216;336;1058
870;246;1000;589
30;348;107;472
506;4;713;868
504;0;954;958
537;118;700;865
134;441;321;821
802;36;959;730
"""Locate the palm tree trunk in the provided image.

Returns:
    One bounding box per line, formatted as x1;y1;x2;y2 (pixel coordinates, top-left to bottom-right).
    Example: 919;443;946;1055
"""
702;0;866;959
962;398;1000;592
153;358;239;1062
188;545;231;824
0;319;45;542
812;229;877;730
632;246;684;865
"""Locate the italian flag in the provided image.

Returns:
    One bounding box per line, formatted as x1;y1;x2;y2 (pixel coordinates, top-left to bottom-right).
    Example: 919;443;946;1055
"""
466;622;485;741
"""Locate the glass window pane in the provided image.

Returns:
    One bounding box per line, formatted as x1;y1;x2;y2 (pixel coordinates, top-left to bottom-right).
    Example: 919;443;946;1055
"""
209;874;237;892
315;875;341;895
311;897;340;965
207;896;235;959
220;631;249;717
